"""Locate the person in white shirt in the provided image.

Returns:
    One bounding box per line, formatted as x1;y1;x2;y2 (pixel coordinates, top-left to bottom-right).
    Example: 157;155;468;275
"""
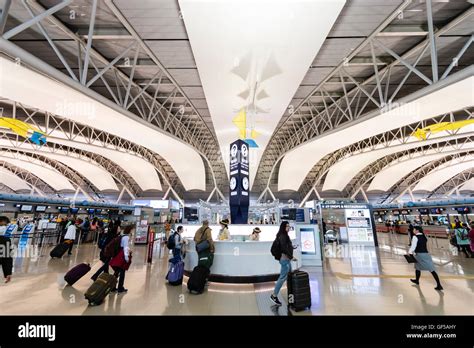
64;220;78;255
408;226;443;291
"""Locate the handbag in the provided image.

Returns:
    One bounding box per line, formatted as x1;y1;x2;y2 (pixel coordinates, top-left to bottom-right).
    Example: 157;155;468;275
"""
404;254;417;263
196;239;210;253
196;227;210;253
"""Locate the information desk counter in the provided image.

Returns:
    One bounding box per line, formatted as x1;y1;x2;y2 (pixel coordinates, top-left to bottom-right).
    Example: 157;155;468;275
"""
184;239;302;283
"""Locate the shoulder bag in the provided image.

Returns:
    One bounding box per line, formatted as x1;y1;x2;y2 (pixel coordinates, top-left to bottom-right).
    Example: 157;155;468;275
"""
196;228;210;253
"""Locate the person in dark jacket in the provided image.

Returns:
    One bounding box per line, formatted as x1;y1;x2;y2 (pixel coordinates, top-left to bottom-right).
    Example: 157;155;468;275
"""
270;221;297;306
409;226;443;291
91;221;118;281
0;216;13;283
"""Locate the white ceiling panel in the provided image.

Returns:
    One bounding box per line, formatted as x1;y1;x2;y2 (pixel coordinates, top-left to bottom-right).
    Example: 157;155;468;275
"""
278;74;474;191
45;152;119;192
367;146;474;192
459;177;474;192
0;57;205;191
180;0;346;187
413;157;474;192
0;154;75;191
0;167;31;191
323;129;474;192
49;136;162;192
0;139;120;191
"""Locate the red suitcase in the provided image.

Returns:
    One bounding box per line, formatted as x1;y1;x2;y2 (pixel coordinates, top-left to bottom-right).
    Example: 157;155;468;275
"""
64;263;91;286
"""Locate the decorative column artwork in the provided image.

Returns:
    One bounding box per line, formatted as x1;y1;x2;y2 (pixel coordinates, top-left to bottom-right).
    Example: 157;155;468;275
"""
229;139;249;224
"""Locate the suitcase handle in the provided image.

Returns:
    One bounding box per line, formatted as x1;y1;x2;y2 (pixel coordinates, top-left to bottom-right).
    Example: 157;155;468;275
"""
291;259;299;271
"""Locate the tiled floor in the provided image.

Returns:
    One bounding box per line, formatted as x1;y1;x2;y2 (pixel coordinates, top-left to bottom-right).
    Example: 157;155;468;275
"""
0;233;472;315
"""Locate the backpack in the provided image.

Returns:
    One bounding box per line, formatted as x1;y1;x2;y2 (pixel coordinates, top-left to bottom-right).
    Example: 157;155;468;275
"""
167;232;179;250
460;229;468;240
98;234;108;249
104;235;122;259
82;220;90;230
270;236;282;260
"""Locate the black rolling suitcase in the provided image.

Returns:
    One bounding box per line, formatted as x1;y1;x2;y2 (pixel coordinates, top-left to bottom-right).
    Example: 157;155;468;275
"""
50;241;71;258
287;269;311;312
187;265;210;294
84;273;117;305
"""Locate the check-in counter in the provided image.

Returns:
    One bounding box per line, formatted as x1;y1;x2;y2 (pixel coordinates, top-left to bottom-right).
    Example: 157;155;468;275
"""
181;224;302;283
375;223;450;238
180;224;283;241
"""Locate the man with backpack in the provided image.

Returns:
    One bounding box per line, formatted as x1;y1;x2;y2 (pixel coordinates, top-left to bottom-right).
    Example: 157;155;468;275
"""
167;225;186;261
166;226;186;285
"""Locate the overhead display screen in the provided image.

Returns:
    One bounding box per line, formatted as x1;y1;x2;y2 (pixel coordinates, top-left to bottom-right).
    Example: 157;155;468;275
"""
20;205;32;212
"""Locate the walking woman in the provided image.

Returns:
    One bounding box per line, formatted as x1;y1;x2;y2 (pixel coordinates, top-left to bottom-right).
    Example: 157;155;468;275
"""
270;221;297;306
409;226;443;291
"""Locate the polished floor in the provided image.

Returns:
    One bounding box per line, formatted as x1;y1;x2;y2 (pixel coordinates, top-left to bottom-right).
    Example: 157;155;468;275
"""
0;232;472;315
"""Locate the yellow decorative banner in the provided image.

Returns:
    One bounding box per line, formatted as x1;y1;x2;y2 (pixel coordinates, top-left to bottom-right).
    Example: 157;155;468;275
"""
0;117;47;145
412;120;474;140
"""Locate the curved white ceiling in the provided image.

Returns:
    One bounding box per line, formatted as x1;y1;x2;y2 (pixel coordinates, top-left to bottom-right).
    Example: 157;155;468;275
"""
367;146;474;192
0;167;31;191
43;153;118;192
278;74;474;191
0;140;119;191
0;57;205;191
459;177;474;192
0;155;75;191
413;158;474;192
180;0;346;188
322;131;474;191
48;136;162;191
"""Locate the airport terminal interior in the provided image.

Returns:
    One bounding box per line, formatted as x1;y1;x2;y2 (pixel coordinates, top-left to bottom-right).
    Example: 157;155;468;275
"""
0;0;473;316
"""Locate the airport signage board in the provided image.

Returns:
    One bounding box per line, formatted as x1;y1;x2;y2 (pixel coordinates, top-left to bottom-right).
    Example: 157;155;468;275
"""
229;139;249;224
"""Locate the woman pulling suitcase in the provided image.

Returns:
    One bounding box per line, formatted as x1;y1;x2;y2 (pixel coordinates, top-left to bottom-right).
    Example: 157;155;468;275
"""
270;221;298;306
